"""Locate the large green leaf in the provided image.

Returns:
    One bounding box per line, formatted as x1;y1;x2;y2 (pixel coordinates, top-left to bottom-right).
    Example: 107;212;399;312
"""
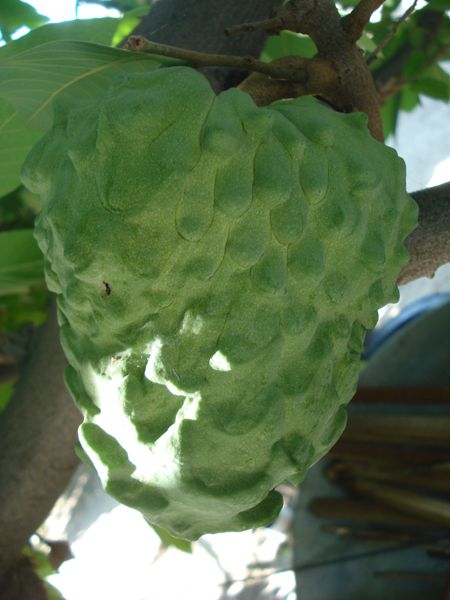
0;19;127;196
0;229;44;295
412;63;450;100
0;98;41;197
0;18;120;60
0;41;166;132
399;87;420;112
0;0;48;42
412;76;450;100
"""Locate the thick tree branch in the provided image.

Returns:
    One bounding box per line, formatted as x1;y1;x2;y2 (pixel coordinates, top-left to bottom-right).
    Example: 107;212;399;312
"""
342;0;385;43
226;0;384;140
400;182;450;284
0;302;82;579
238;55;338;106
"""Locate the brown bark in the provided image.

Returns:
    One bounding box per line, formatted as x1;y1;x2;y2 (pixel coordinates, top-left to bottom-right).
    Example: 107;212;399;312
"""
400;182;450;284
0;303;81;579
133;0;284;91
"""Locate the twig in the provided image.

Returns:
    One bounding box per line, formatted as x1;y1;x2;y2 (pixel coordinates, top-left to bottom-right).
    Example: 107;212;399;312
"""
342;0;386;43
225;16;286;37
225;0;345;54
378;41;450;101
367;0;419;65
125;35;308;82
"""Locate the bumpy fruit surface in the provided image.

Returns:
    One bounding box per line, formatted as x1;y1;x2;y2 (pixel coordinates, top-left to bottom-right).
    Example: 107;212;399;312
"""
23;67;417;540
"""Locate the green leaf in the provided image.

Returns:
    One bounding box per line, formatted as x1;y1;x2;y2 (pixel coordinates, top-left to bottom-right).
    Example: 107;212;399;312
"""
0;186;37;229
425;0;450;11
260;30;317;62
0;98;42;197
408;28;426;49
112;5;151;46
0;41;167;132
0;0;48;41
358;31;377;53
399;87;420;111
0;229;44;295
149;522;192;553
411;76;450;99
0;20;127;196
426;63;450;85
0;384;13;413
0;287;49;331
0;18;120;60
403;49;427;78
23;545;56;578
381;93;401;138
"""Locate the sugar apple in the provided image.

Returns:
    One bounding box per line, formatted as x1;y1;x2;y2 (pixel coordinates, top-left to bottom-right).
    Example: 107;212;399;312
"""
22;66;417;540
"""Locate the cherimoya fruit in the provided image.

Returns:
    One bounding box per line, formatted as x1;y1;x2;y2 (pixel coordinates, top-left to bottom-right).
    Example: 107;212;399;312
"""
22;66;418;540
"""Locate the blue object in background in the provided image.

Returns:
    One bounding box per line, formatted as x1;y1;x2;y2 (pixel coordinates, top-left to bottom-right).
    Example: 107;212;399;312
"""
363;292;450;360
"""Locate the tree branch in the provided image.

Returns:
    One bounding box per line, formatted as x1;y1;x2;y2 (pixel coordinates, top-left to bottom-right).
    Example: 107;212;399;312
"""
400;182;450;284
238;55;338;106
224;0;385;140
373;9;446;101
225;16;287;37
130;0;284;91
126;35;309;81
342;0;385;43
367;0;418;66
0;302;81;579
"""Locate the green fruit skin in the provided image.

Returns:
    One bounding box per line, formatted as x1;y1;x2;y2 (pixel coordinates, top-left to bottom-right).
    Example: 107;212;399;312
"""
22;67;418;540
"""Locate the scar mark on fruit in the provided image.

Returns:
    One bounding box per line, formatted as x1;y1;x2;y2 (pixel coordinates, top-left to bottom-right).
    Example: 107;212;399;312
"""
103;281;111;296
